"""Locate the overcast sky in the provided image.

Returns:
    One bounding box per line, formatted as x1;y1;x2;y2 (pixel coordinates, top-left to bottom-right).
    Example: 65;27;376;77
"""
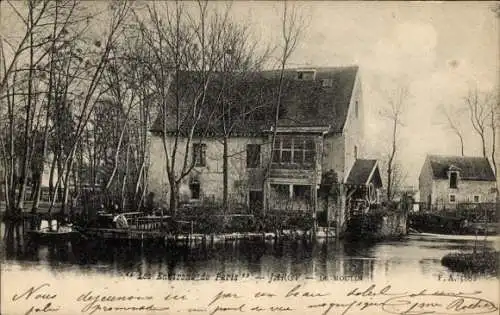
2;1;498;187
228;1;498;186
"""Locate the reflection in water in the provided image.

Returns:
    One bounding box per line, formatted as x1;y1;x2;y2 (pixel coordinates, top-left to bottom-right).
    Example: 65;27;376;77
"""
1;222;498;281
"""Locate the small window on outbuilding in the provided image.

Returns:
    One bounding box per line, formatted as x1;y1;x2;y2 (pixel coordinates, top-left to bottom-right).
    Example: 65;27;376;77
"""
449;172;458;189
473;195;480;203
449;194;456;203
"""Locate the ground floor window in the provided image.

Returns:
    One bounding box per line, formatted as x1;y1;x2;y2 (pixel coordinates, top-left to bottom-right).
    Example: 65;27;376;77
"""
190;181;200;199
449;194;456;203
269;184;313;211
293;185;311;200
271;184;290;197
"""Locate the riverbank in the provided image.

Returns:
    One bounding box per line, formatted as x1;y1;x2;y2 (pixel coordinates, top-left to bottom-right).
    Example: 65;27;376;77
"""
441;250;499;275
409;212;498;236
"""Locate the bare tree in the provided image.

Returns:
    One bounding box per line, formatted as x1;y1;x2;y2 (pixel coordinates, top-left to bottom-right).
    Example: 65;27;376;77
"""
0;0;55;95
0;1;132;218
207;18;271;212
380;85;409;202
268;1;305;167
488;93;499;183
0;0;85;215
88;29;153;211
43;1;132;214
438;104;466;156
465;87;493;158
263;1;307;211
380;159;408;201
136;1;247;212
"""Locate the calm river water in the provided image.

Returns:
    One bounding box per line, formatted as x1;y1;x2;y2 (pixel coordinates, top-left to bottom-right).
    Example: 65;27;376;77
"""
1;222;499;282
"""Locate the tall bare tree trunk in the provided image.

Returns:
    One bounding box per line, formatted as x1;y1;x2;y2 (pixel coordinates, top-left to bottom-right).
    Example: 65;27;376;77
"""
48;153;57;201
169;180;179;214
104;108;132;190
387;119;397;201
134;160;145;209
6;78;16;215
60;148;76;214
223;135;229;212
121;143;130;211
16;4;36;213
32;125;49;213
32;2;59;214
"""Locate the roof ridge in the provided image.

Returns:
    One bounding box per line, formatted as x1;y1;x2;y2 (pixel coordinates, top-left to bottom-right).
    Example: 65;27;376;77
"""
261;65;359;73
427;154;489;160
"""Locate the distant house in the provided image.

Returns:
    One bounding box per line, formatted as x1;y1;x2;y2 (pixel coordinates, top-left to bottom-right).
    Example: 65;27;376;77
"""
418;155;497;210
148;66;383;228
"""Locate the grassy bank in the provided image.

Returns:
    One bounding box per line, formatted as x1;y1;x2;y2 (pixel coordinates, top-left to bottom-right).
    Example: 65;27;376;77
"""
441;250;499;275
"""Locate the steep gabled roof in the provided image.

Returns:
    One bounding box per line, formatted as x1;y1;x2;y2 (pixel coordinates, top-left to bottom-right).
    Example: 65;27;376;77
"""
426;155;496;181
345;159;382;187
150;66;359;136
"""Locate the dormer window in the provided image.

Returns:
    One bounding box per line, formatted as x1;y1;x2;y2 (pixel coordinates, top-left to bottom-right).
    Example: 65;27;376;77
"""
296;69;316;81
449;171;458;189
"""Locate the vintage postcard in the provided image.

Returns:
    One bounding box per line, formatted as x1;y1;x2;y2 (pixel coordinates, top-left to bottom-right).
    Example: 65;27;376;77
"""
1;1;499;315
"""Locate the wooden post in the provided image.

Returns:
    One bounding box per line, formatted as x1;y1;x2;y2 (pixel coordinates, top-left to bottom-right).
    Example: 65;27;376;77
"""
312;137;319;238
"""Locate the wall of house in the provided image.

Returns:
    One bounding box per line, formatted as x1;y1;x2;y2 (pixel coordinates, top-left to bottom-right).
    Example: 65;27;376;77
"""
432;179;497;209
418;157;433;207
148;135;266;206
321;73;363;183
342;73;363;180
322;135;345;180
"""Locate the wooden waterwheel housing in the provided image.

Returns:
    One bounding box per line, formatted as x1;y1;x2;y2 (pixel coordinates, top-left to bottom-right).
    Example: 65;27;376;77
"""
344;159;383;217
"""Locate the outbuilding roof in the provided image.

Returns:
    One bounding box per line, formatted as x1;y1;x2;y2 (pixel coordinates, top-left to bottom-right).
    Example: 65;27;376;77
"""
426;155;496;181
345;159;383;187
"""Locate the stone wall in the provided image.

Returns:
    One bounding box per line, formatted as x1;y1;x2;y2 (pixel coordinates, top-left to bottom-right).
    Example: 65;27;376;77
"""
432;179;496;210
148;135;266;206
344;210;408;241
418;157;433;207
377;212;407;238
